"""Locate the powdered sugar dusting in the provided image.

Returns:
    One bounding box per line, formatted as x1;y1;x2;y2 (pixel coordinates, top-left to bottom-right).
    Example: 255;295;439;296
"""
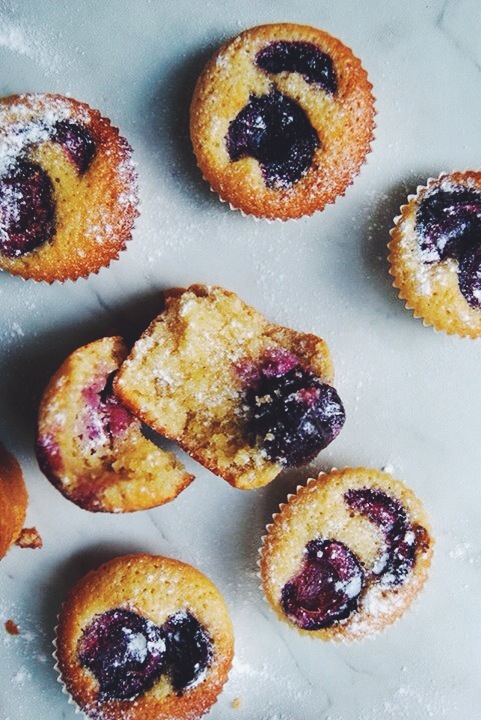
448;540;480;565
1;597;51;673
0;18;62;75
12;665;31;684
0;95;80;175
121;626;166;664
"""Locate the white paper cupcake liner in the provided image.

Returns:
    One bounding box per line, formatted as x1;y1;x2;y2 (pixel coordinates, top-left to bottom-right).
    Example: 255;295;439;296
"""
258;466;434;643
387;170;481;338
52;620;88;718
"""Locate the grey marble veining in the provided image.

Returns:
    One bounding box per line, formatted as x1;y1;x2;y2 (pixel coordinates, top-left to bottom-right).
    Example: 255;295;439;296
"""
1;1;480;718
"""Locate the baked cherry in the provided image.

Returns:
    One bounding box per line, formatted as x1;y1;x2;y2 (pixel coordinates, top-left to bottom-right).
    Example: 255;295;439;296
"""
0;159;55;257
416;187;481;263
344;488;427;586
242;348;345;466
162;611;213;695
458;242;481;308
52;120;96;174
226;90;320;188
82;371;134;445
77;608;166;700
256;41;337;94
35;432;62;480
281;538;365;630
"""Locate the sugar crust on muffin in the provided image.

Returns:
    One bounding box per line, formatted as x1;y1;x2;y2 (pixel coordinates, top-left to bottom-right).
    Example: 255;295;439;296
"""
36;336;193;512
388;171;481;338
114;285;344;490
55;553;234;720
190;23;375;219
259;467;433;641
0;93;138;282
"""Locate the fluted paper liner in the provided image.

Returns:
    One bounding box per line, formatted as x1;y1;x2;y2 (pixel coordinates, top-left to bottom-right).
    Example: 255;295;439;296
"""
0;92;139;283
258;467;434;642
190;23;376;221
52;554;234;720
388;170;481;338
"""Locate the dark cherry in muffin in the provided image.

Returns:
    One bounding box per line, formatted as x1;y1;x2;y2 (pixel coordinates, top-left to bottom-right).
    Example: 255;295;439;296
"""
260;468;433;640
55;554;234;720
35;336;192;513
388;171;481;337
415;185;481;308
0;92;138;281
241;347;345;467
114;285;341;490
77;608;213;701
190;23;375;219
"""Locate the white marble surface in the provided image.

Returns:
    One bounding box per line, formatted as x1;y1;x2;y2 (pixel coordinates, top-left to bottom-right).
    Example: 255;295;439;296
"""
0;1;480;718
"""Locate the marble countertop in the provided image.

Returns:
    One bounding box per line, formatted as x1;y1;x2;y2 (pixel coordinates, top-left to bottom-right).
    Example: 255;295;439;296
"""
1;1;480;718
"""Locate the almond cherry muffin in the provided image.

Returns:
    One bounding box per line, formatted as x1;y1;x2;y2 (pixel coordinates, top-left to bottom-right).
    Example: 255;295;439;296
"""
259;467;433;640
388;171;481;337
55;554;234;720
0;93;138;281
0;443;28;560
190;23;375;219
114;285;345;490
36;336;193;512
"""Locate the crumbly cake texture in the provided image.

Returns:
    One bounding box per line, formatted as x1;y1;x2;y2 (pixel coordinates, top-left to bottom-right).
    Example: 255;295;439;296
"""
388;172;481;338
0;93;138;282
0;443;28;559
55;554;234;720
114;285;338;490
259;467;433;641
190;23;375;220
36;336;193;513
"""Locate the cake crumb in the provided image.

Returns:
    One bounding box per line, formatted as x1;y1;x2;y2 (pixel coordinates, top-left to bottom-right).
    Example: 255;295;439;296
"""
5;619;20;635
231;697;242;709
15;527;43;549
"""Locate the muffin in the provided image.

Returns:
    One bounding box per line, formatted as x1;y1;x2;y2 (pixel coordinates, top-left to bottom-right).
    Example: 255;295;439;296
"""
190;23;375;220
55;554;234;720
388;171;481;338
0;93;138;282
114;285;345;490
0;443;28;559
259;467;433;640
36;336;193;512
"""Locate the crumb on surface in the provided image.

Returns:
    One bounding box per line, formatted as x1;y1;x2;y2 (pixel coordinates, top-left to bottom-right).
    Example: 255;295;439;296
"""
5;619;20;635
15;527;43;549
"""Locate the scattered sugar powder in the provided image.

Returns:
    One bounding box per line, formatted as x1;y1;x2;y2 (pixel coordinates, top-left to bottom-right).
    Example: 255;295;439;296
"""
335;574;363;599
0;17;62;76
0;95;77;176
227;648;316;717
448;540;480;565
123;628;149;662
325;669;453;720
0;21;34;55
8;321;24;339
1;598;50;667
12;665;31;684
359;682;451;719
